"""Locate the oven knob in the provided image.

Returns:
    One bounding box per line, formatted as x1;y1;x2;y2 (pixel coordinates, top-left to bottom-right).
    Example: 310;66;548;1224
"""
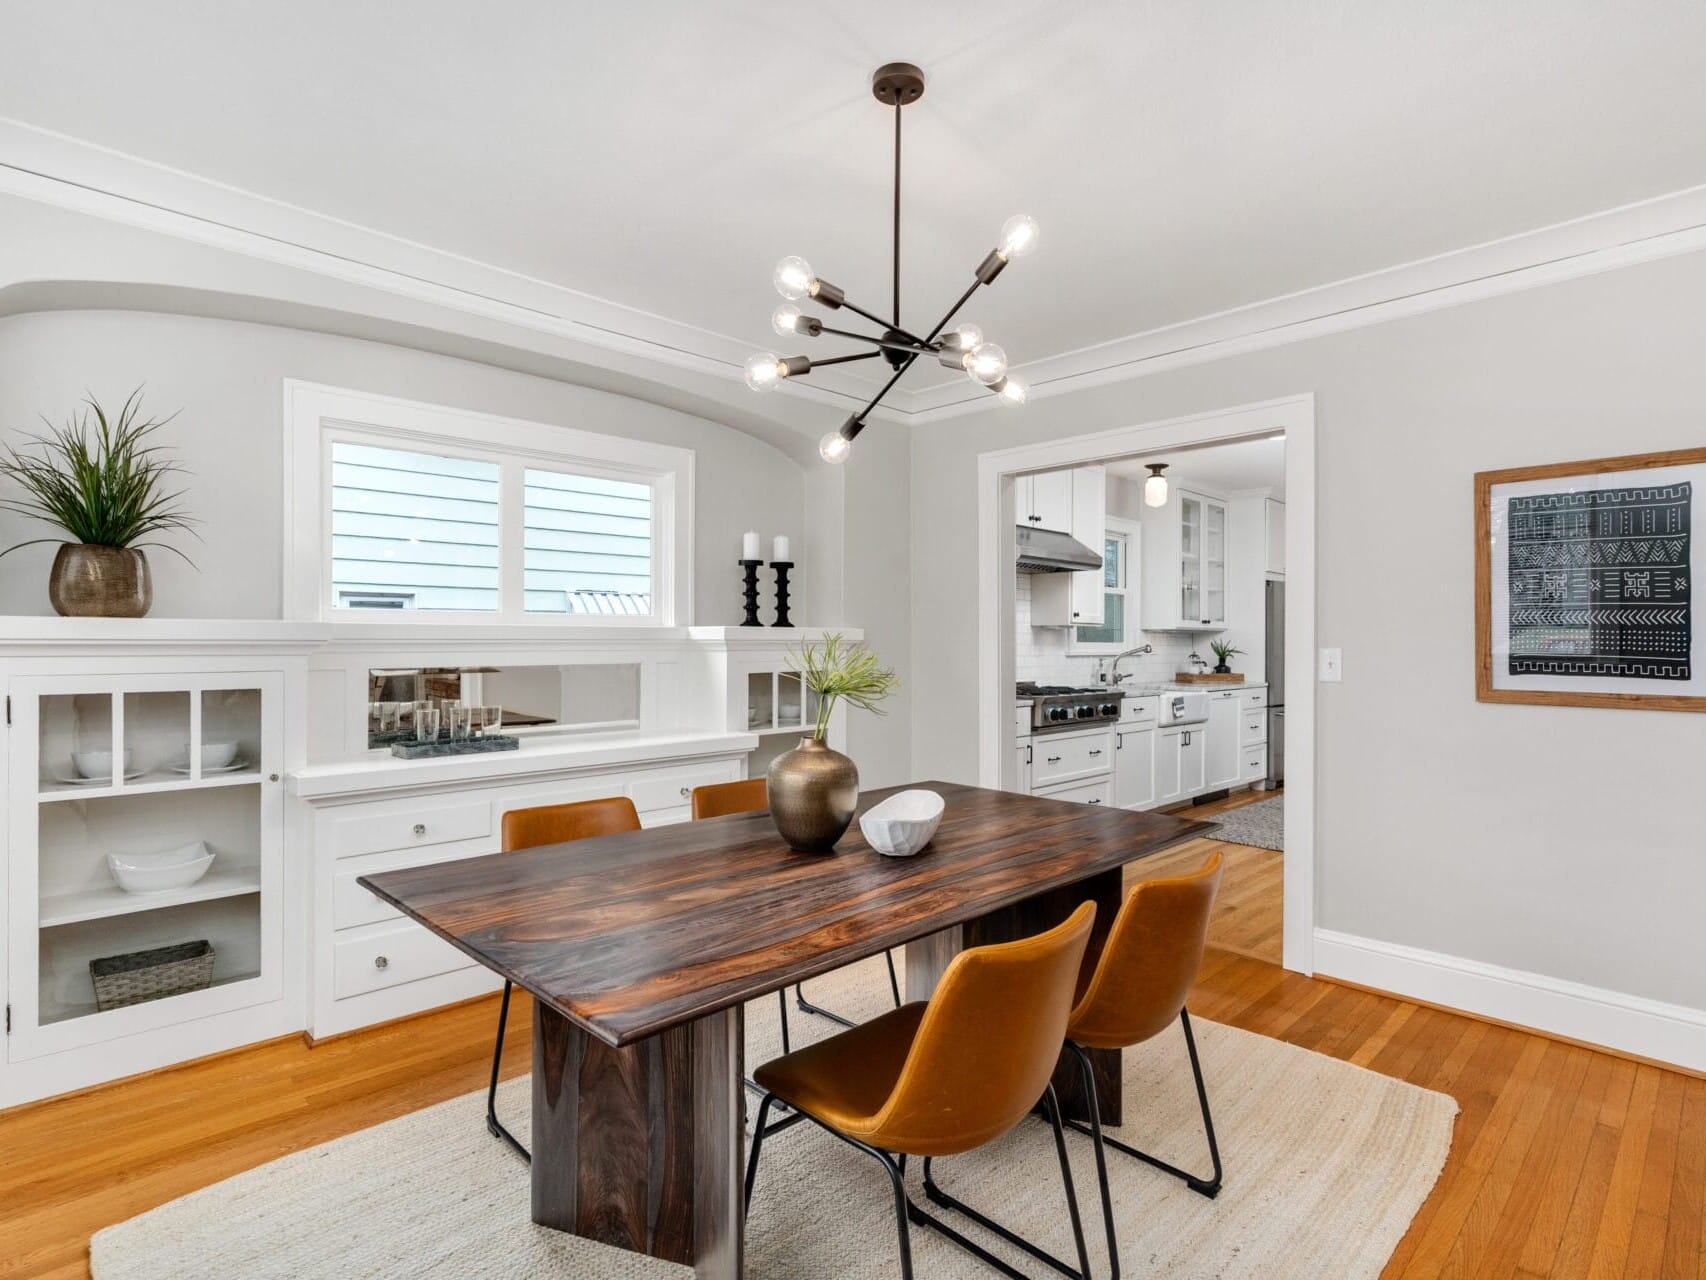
1076;706;1096;719
1101;703;1119;717
1049;707;1068;722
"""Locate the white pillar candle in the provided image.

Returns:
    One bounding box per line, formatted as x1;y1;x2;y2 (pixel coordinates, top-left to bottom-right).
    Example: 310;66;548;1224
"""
742;530;760;560
772;535;790;562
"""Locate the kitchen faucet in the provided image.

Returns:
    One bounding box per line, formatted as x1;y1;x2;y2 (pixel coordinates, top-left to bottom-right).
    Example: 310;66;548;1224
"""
1102;644;1154;685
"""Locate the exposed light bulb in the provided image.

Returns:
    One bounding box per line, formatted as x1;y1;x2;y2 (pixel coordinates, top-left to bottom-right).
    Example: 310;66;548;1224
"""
772;304;804;336
996;374;1028;406
819;430;852;464
1144;464;1170;508
773;256;815;300
965;342;1008;386
951;322;983;351
998;214;1040;261
744;351;784;391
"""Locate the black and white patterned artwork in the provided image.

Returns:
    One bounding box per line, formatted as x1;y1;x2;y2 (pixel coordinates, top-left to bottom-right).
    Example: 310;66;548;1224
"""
1506;483;1691;681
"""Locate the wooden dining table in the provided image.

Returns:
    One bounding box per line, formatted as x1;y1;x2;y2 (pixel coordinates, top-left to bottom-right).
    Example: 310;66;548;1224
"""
360;780;1211;1279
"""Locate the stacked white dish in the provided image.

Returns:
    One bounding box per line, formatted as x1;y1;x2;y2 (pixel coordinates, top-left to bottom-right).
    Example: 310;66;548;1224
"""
107;841;217;894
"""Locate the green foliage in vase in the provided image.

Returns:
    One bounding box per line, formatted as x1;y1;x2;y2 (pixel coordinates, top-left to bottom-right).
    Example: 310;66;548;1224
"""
0;389;199;562
1209;639;1244;664
788;632;900;741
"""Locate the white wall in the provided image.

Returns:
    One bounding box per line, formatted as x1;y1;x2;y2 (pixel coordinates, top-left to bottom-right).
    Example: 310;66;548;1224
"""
914;248;1706;1015
0;310;805;626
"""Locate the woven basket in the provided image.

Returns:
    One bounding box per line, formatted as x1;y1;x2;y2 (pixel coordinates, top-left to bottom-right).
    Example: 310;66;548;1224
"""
90;940;216;1011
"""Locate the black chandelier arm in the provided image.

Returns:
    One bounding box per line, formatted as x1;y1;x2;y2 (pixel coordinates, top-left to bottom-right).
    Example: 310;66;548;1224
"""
817;323;935;356
924;276;986;345
893;100;902;328
825;294;930;347
804;351;884;369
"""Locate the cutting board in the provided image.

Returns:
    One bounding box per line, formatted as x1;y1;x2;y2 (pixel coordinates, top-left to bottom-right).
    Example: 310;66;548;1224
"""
1173;672;1246;684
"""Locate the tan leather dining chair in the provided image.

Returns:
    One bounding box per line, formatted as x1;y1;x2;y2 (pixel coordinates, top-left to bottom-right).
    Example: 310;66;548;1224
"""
1064;852;1224;1279
690;779;902;1053
487;796;641;1162
745;903;1099;1280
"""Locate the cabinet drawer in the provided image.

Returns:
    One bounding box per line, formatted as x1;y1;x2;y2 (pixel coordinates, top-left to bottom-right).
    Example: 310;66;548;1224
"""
333;846;497;930
1034;777;1112;807
1240;713;1267;746
1014;706;1033;738
1120;697;1158;724
1242;748;1266;782
1241;688;1267;711
628;761;740;815
1030;731;1112;788
333;797;492;860
334;920;474;999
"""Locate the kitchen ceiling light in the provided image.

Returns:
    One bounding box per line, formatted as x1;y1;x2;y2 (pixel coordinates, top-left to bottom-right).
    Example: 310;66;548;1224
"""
745;61;1039;464
1144;463;1170;508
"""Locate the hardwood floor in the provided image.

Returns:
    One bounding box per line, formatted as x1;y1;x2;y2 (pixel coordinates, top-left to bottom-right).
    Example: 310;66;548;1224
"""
3;791;1701;1280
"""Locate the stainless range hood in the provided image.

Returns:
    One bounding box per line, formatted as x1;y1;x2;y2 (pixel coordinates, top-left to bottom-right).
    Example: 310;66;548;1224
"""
1015;524;1103;573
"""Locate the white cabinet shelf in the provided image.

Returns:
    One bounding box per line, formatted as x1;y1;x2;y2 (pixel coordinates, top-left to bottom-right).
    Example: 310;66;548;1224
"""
40;870;263;929
37;770;265;802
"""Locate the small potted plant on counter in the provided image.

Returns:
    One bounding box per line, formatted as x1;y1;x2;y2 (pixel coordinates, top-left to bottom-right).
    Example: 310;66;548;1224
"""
768;633;898;853
0;390;197;617
1209;639;1244;675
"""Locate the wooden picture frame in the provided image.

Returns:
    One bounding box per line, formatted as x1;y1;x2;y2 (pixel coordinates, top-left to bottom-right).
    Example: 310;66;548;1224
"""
1476;447;1705;711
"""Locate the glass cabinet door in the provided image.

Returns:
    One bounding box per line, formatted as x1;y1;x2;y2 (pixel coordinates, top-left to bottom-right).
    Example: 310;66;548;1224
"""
1179;494;1203;623
1203;500;1227;625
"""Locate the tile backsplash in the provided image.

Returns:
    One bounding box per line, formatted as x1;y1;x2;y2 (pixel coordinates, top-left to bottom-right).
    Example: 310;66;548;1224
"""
1014;572;1201;687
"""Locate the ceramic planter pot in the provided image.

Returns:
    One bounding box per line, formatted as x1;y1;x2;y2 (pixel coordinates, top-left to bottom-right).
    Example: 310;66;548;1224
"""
1213;662;1232;674
48;543;152;618
767;736;859;853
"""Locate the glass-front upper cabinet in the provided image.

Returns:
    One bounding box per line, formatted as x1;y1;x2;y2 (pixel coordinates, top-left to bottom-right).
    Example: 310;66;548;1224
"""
1141;487;1229;631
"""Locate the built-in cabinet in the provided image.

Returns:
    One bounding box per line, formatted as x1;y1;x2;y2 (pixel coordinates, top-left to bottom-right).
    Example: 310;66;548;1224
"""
1029;464;1108;628
1205;691;1242;790
1140;487;1229;631
1155;725;1206;805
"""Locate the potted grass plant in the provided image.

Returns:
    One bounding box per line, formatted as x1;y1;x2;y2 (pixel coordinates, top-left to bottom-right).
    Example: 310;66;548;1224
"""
769;633;899;853
0;390;197;617
1209;639;1244;675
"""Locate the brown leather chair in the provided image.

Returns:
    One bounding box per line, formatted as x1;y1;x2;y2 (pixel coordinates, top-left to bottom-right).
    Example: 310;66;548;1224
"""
1064;853;1224;1279
487;797;642;1162
745;903;1099;1280
690;779;902;1053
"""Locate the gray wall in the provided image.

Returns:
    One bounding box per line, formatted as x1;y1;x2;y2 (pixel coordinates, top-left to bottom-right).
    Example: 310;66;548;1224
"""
912;250;1706;1011
0;310;804;625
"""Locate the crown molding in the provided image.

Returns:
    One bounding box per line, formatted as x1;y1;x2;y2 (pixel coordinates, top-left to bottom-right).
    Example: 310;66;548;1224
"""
6;117;1706;429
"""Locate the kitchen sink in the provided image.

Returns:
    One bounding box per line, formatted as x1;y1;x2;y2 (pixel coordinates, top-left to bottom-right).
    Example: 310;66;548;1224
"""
1158;691;1209;726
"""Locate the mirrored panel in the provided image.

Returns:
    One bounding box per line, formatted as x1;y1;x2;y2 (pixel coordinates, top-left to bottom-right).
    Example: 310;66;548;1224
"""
365;664;641;749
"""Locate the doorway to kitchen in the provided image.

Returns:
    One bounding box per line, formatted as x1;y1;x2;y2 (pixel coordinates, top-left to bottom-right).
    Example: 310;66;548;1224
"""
977;394;1316;974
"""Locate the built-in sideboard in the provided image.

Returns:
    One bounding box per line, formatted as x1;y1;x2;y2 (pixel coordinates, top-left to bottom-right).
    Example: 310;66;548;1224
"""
0;620;846;1108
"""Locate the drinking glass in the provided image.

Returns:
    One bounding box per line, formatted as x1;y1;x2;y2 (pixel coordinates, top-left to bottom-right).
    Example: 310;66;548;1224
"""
380;701;403;733
409;700;434;733
415;707;441;744
447;702;472;742
479;706;503;739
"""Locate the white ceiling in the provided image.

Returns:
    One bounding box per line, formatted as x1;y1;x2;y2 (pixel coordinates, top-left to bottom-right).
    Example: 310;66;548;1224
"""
1108;436;1287;501
4;1;1706;393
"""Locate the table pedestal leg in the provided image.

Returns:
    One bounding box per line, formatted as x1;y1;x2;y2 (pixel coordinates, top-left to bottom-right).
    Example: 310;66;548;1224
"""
532;1002;744;1279
903;925;963;1001
952;868;1126;1127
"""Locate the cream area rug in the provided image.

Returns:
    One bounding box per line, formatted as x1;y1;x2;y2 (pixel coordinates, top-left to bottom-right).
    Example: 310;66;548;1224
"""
93;955;1456;1279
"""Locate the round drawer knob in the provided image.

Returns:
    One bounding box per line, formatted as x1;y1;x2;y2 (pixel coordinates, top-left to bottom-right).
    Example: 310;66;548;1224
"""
374;955;389;970
679;786;691;797
412;823;426;837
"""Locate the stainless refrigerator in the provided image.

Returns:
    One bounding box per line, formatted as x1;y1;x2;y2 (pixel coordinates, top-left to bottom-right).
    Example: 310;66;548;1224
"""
1264;580;1285;788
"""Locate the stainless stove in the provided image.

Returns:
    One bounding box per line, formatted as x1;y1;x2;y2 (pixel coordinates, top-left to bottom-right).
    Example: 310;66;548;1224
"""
1017;683;1124;733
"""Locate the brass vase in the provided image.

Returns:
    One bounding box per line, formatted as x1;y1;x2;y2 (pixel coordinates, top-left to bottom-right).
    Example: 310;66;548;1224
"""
767;736;859;853
48;543;153;618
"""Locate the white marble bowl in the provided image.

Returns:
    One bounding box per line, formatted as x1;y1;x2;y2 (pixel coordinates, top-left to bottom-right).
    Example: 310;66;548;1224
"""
859;789;945;858
107;841;216;894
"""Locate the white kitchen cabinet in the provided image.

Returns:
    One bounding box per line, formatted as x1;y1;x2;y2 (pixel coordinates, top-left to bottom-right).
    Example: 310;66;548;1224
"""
1155;725;1207;805
1029;726;1112;789
1020;469;1075;533
1014;739;1032;794
1113;724;1156;810
1033;776;1112;807
1140;486;1228;631
1265;499;1286;576
1204;691;1242;790
1029;465;1107;628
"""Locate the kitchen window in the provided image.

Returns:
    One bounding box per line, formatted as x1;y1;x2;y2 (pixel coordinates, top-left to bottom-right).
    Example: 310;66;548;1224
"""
1068;519;1139;656
285;382;692;625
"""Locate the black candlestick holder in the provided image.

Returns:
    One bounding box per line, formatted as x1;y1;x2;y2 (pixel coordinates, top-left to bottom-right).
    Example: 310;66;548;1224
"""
739;559;764;626
770;561;794;628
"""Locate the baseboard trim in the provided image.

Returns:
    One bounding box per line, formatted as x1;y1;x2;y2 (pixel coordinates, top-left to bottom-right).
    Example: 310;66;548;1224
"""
1313;928;1706;1075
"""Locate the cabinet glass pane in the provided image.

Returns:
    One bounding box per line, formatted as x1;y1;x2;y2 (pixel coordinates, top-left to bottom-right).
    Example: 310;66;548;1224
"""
125;690;192;781
777;672;804;727
1074;593;1126;646
201;689;263;778
747;672;775;730
39;693;113;792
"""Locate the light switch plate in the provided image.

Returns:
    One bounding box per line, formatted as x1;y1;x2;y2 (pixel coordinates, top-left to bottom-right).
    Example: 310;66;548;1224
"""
1319;647;1343;682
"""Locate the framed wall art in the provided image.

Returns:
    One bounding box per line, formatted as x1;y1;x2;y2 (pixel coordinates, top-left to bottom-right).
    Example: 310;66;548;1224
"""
1476;447;1705;711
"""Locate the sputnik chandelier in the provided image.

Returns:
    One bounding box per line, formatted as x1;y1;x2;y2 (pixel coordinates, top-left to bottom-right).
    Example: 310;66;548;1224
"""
743;61;1039;464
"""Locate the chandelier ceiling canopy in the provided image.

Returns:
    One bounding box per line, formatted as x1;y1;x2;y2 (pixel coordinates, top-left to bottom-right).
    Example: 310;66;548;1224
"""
744;62;1039;464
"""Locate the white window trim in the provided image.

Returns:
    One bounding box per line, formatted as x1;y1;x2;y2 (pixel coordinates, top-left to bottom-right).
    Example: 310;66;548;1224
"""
1067;516;1142;657
282;381;693;626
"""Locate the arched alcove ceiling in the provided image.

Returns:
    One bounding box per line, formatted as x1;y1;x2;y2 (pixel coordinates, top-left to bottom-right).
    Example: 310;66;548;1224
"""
0;280;833;470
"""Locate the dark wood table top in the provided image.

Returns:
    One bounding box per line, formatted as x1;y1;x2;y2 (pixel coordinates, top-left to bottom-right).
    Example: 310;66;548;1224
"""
360;781;1213;1047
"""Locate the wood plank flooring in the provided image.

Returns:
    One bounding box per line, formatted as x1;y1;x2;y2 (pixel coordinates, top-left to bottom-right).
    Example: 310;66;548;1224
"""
2;786;1701;1279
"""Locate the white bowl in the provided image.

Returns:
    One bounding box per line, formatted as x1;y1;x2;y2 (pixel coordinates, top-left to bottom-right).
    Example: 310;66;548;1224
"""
201;741;239;769
107;841;216;894
859;789;945;858
73;748;133;780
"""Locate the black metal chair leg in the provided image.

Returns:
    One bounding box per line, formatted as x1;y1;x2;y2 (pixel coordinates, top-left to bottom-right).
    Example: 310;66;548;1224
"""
794;948;905;1028
744;1093;776;1214
779;989;792;1054
485;979;531;1164
1064;1009;1223;1199
913;1084;1091;1280
886;948;903;1006
1071;1042;1120;1280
